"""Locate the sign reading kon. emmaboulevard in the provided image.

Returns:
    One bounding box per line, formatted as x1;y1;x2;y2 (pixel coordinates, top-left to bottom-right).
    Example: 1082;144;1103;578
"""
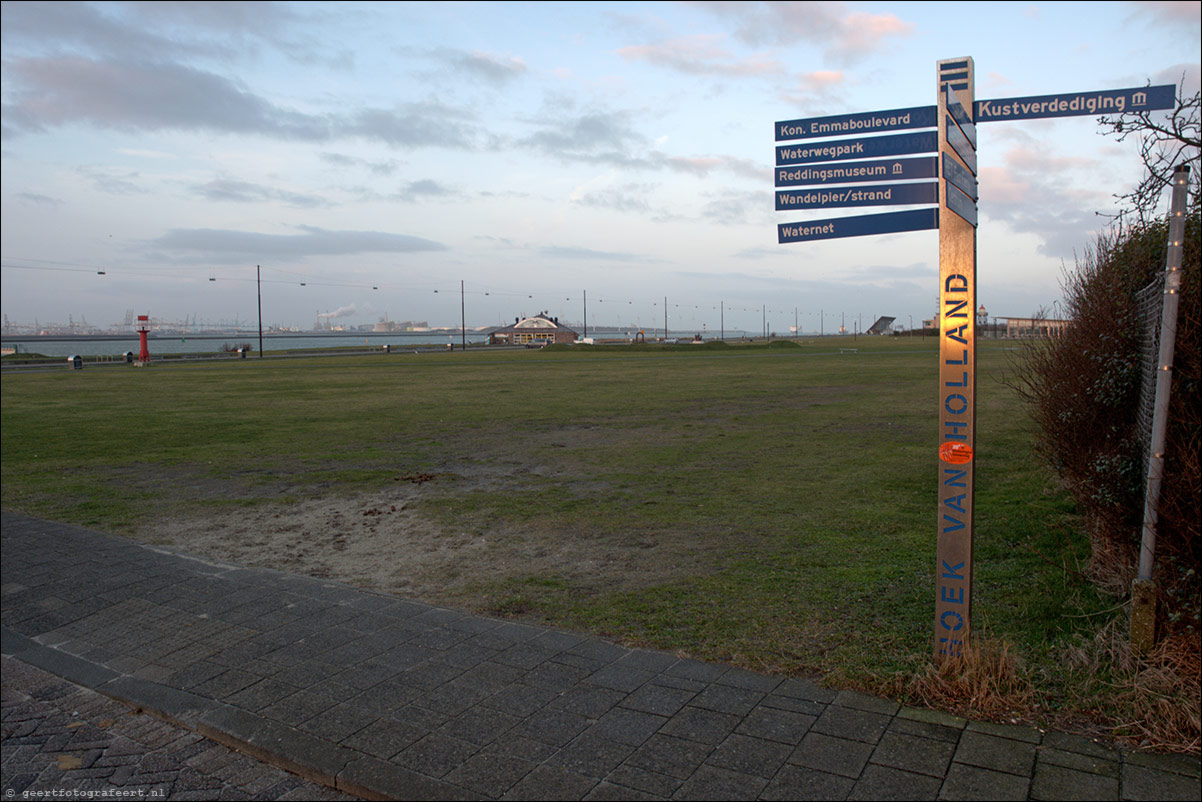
773;63;1178;660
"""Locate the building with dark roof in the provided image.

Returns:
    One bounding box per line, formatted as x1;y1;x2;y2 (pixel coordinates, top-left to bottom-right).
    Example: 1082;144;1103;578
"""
488;313;578;346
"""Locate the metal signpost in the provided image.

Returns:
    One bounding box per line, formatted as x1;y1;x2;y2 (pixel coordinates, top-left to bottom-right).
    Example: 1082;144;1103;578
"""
934;58;978;660
774;59;1176;661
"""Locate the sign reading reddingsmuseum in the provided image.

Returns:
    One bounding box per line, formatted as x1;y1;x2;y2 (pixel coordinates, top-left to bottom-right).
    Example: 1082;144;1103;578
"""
773;63;1178;660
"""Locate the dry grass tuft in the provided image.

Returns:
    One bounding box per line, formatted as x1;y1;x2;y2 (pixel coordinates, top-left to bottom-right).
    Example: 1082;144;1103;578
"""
898;638;1035;723
1060;619;1201;755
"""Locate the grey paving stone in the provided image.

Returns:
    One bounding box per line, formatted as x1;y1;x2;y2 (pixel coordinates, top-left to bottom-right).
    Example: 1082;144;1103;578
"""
615;649;679;674
938;762;1030;800
735;705;816;745
565;640;629;665
623;733;714;780
662;659;728;684
714;668;782;693
689;684;764;717
1037;745;1120;778
437;705;522;747
1121;762;1202;801
707;732;793;779
442;749;538;798
452;661;528;695
413;682;491;718
392;732;480;779
338;752;472;801
589;707;666;747
870;730;957;778
298;700;378;742
1031;761;1120;800
759;693;826;717
501;763;598;801
587;663;656;693
965;719;1042;744
658;705;742;746
1122;749;1201;778
257;690;337;727
953;729;1038;776
620;683;696;717
585;776;670;800
834;690;901;716
886;716;964;744
761;764;855;801
1040;730;1116;760
482;683;559;718
519;660;591;692
850;764;943;800
340;715;425;760
224;678;301;712
790;732;875;779
551;684;627;718
670;764;767;801
810;703;892;745
551;733;633;779
510;707;592;748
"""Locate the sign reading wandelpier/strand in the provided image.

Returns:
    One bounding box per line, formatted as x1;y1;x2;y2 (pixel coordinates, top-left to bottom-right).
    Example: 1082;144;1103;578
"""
773;62;1176;660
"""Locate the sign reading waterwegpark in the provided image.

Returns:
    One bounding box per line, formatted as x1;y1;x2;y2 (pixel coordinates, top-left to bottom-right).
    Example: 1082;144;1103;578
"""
772;61;1179;661
776;131;938;166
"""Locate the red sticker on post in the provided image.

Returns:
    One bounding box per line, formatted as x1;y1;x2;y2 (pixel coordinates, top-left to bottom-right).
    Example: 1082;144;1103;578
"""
939;442;974;464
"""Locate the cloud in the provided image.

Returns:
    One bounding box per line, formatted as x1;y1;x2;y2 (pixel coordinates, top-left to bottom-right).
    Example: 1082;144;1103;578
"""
0;0;348;69
570;182;655;213
699;189;771;225
732;247;790;260
393;179;459;202
320;152;401;175
14;192;62;206
1;55;489;150
430;48;528;84
538;245;646;262
617;34;783;77
2;56;330;140
688;1;914;65
1127;1;1202;34
78;166;146;195
191;179;331;208
977;145;1115;258
152;225;448;263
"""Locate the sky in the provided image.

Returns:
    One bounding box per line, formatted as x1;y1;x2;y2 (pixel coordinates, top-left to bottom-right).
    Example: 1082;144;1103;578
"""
2;1;1199;335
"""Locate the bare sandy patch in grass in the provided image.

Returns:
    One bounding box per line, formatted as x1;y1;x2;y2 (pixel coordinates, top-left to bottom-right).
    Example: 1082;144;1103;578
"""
139;473;720;612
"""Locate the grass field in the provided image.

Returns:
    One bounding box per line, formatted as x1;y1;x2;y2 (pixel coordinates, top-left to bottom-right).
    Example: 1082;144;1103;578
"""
1;338;1128;732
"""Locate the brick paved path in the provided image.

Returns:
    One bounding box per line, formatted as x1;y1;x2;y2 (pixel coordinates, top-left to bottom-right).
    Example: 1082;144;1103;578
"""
2;655;356;801
2;511;1199;800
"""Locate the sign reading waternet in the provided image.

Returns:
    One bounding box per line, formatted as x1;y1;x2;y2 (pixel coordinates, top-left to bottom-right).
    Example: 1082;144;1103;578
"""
774;62;1175;659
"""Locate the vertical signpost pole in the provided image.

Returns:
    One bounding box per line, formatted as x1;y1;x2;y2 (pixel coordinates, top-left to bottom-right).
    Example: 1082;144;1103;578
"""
935;57;978;660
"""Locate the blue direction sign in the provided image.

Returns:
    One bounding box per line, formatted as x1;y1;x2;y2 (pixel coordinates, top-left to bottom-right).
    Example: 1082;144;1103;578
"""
945;181;977;227
777;130;938;166
776;182;937;211
776;156;937;187
945;86;976;147
776;106;937;141
778;208;938;243
942;153;978;201
975;84;1174;123
945;117;977;175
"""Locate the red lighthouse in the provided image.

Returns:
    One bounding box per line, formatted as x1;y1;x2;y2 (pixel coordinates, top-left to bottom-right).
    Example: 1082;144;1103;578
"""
137;315;151;365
